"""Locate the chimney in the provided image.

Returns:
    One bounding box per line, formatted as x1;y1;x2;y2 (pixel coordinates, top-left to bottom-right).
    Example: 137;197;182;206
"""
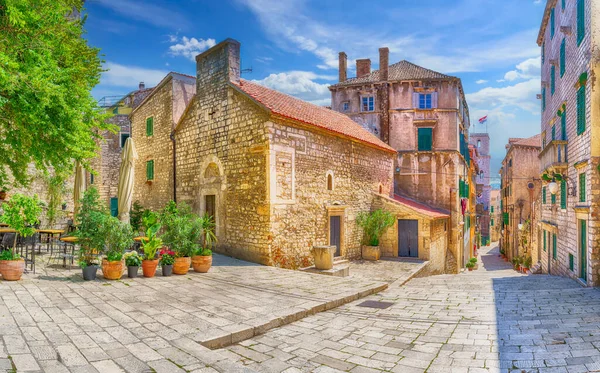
379;47;389;81
139;82;145;91
356;59;371;78
339;52;347;82
196;38;241;94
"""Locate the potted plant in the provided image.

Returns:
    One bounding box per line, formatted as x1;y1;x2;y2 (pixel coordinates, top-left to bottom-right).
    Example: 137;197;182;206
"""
101;217;134;280
159;248;175;276
75;188;108;281
140;212;162;278
0;194;42;281
160;201;200;275
466;261;475;271
124;251;142;278
511;257;521;271
356;209;395;261
522;256;532;273
192;213;217;273
499;248;505;259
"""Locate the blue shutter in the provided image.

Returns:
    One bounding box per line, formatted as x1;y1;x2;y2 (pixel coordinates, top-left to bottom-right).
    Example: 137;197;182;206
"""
110;198;118;217
577;0;585;45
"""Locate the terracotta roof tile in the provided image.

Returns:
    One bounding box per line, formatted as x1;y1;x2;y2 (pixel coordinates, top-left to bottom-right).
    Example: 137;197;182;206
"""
392;194;450;219
234;79;396;153
514;134;541;148
331;60;456;87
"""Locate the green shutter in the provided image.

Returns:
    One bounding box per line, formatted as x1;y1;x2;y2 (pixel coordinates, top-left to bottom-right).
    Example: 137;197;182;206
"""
580;219;587;281
551;65;556;95
418;128;432;151
569;253;574;271
551;125;556;141
146;117;154;136
550;8;555;39
552;234;557;260
543;187;547;204
579;173;586;202
551;193;556;205
542;88;546;111
542;42;545;64
577;86;586;135
562;0;565;9
543;231;547;252
577;0;585;45
491;206;494;213
561;180;567;209
491;219;494;227
560;39;566;77
503;213;509;226
561;109;567;140
146;160;154;181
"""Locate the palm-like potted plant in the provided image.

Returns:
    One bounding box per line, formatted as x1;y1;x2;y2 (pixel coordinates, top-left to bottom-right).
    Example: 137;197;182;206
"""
124;251;142;278
160;201;200;275
0;194;42;281
140;211;162;278
101;217;134;280
75;188;108;281
356;209;395;261
192;213;217;273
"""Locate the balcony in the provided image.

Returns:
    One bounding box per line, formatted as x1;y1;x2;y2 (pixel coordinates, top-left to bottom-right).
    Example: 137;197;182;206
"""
413;109;439;126
539;140;568;174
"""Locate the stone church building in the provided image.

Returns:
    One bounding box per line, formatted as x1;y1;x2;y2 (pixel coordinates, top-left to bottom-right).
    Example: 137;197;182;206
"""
130;39;450;270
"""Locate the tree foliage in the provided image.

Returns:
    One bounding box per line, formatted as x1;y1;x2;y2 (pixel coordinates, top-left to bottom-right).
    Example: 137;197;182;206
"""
0;0;112;189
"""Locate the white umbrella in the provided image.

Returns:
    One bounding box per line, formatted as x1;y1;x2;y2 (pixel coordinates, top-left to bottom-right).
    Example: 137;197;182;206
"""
73;161;86;218
117;137;138;223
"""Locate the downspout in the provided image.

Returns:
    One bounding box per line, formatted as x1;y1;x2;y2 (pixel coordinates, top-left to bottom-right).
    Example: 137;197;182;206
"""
170;130;177;203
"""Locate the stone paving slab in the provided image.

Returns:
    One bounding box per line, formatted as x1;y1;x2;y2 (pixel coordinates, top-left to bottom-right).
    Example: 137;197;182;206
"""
0;254;387;372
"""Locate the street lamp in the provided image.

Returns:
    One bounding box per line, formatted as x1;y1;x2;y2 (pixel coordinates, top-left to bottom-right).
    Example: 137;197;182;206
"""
548;181;559;195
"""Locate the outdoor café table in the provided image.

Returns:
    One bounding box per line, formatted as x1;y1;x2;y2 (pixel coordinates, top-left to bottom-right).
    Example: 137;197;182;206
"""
133;236;148;253
58;236;78;268
37;229;64;253
0;223;8;227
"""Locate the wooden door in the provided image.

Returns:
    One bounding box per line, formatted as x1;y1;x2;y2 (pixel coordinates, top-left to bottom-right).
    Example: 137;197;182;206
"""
398;220;418;258
580;219;587;282
329;216;341;257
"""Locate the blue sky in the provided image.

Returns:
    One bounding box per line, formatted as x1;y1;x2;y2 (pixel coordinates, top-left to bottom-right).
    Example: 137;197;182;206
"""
85;0;546;180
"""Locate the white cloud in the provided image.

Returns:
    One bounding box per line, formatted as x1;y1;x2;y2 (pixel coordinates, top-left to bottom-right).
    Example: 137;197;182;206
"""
255;57;273;64
252;71;333;105
168;36;217;61
101;62;168;88
503;57;541;81
476;80;488;84
467;78;541;114
94;0;190;30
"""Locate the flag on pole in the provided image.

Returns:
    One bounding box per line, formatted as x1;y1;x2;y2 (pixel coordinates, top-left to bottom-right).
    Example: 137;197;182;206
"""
478;115;488;125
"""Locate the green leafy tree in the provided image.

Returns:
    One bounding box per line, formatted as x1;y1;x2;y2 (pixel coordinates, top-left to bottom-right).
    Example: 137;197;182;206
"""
74;187;108;266
103;216;133;262
0;0;112;189
0;193;42;258
356;209;395;246
160;201;202;258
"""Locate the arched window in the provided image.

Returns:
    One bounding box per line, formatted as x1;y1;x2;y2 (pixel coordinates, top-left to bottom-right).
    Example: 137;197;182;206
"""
378;184;383;194
477;140;481;148
327;174;333;191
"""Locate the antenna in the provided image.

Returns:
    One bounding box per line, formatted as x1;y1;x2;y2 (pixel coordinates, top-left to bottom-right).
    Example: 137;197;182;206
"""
241;67;253;74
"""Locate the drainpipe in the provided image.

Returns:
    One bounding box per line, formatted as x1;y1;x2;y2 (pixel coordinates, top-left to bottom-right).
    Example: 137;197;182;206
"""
170;130;177;203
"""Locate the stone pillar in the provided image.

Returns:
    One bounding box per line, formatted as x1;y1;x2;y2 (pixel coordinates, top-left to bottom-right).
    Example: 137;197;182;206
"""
339;52;347;83
356;59;371;78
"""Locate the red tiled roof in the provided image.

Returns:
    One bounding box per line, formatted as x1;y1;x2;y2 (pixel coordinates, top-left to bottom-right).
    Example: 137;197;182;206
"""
392;194;450;219
514;134;541;148
233;79;396;153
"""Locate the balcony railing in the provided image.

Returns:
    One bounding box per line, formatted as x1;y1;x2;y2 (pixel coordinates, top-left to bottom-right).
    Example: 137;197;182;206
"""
539;140;568;174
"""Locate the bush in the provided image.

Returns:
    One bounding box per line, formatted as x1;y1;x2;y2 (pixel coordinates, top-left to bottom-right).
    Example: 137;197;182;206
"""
75;188;108;267
124;251;142;267
160;201;202;258
103;216;134;262
466;261;475;269
356;209;395;246
469;257;477;263
140;211;162;261
0;193;42;258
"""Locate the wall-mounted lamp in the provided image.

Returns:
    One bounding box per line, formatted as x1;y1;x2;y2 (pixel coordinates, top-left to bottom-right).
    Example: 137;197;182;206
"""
548;178;576;197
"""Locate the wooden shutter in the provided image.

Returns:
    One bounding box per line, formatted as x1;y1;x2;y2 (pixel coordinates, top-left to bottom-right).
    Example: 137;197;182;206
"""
146;117;153;136
561;180;567;209
579;173;586;202
412;93;419;108
418;128;432;151
551;66;555;95
551;125;556;140
110;198;118;217
432;92;438;108
552;234;557;259
543;230;547;252
146;160;154;181
550;7;555;39
542;187;546;204
578;0;585;45
577;86;586;135
561;110;567;140
560;39;566;77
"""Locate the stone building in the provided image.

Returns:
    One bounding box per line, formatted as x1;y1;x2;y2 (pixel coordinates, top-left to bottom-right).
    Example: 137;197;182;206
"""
490;189;501;242
130;73;196;212
537;0;600;285
499;135;542;264
468;145;480;258
470;133;492;245
329;48;472;272
129;39;451;270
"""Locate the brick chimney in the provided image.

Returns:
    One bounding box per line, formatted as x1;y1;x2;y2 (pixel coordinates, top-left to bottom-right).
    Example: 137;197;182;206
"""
339;52;347;82
379;47;389;81
356;59;371;78
139;82;145;90
195;38;241;96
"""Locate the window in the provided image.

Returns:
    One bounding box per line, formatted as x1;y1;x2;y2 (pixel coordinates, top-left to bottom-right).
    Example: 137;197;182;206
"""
542;88;546;111
550;65;556;95
561;180;567;209
550;7;555;39
553;233;557;260
542;42;545;64
491;219;494;227
205;195;216;221
146;117;154;136
491;206;494;213
551;125;556;141
569;253;574;271
342;102;349;112
378;184;383;194
419;94;432;109
327;174;333;191
579;173;586;202
361;96;374;112
560;39;566;77
577;85;586;135
110;197;118;217
90;173;94;185
543;230;547;252
417;128;433;151
561;109;567;140
477;140;481;148
577;0;585;45
120;133;130;148
503;213;509;226
146;160;154;181
543;187;547;204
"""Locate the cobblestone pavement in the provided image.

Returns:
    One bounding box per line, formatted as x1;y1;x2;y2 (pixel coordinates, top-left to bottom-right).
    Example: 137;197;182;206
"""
224;245;600;373
347;258;427;285
0;254;390;372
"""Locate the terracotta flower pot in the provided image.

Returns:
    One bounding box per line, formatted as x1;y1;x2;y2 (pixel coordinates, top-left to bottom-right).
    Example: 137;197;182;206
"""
192;255;212;273
1;259;25;281
468;267;473;271
142;259;159;278
102;259;124;280
173;257;191;275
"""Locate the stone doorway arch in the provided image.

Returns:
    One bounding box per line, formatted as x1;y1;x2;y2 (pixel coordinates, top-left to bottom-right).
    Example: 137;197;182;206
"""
198;155;226;238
